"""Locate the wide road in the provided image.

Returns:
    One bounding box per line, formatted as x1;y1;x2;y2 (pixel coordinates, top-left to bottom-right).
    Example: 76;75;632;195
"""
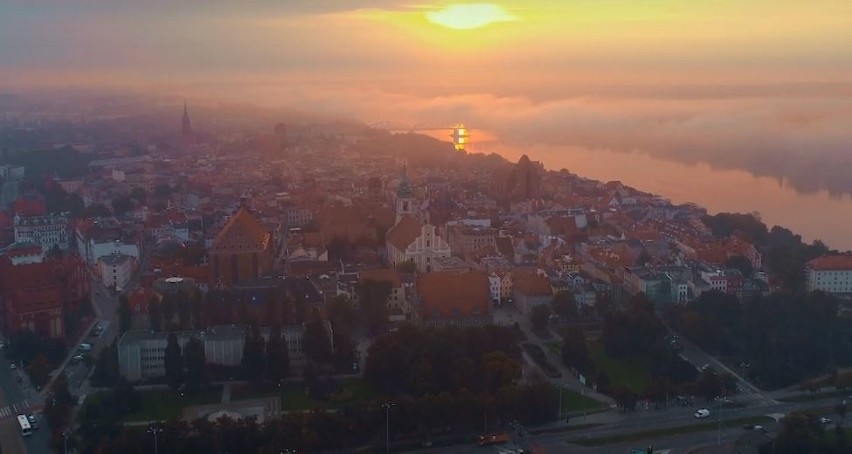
422;394;844;454
0;350;51;454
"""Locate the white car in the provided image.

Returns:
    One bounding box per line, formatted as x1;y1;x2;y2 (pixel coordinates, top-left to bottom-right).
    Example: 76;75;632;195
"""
819;417;832;425
694;409;711;419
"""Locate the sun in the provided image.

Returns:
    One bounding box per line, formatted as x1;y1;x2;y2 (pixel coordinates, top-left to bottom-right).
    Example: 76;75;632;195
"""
425;3;516;30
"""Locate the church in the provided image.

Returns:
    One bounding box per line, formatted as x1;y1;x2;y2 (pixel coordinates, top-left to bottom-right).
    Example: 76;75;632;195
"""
385;167;451;273
209;206;275;287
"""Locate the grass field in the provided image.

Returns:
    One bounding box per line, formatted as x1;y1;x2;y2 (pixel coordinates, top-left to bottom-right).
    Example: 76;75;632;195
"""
556;388;608;414
571;416;773;446
588;343;651;394
125;387;223;422
275;378;380;411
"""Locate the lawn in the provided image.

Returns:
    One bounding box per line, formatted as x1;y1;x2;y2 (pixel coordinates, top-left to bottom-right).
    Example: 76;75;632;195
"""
125;387;223;422
588;342;651;395
545;341;562;357
556;388;608;414
231;378;381;411
572;416;773;446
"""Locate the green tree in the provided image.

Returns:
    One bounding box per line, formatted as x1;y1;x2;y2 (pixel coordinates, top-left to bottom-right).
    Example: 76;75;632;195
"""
355;279;392;335
725;255;753;277
266;326;289;384
184;337;207;393
560;327;591;372
111;376;141;415
90;345;120;387
530;304;551;333
303;310;332;364
118;294;132;335
551;291;578;320
148;297;161;332
164;333;184;391
636;248;652;266
44;373;76;445
774;411;825;453
241;327;266;383
27;353;51;388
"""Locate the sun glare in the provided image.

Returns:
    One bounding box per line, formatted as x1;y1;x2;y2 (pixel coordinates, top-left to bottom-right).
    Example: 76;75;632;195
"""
426;3;515;30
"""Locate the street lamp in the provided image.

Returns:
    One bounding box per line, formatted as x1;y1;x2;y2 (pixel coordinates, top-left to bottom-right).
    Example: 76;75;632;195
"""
148;424;163;454
739;361;751;382
63;431;69;454
381;401;394;453
554;384;563;421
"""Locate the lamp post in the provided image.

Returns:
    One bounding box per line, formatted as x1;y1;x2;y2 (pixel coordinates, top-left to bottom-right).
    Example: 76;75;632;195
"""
382;401;394;452
63;431;69;454
554;384;563;421
739;361;751;385
148;424;163;454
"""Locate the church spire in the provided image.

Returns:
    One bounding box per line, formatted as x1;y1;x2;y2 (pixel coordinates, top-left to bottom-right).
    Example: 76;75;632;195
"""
181;101;192;136
397;165;412;198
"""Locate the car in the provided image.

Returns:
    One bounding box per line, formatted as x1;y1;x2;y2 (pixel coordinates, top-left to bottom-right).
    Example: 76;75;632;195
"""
9;363;16;370
699;364;711;372
743;424;765;431
79;343;93;352
819;417;832;425
72;354;85;362
694;409;711;419
26;414;39;430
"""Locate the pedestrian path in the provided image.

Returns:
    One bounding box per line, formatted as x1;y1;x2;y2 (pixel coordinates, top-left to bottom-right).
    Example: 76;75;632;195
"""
0;399;30;418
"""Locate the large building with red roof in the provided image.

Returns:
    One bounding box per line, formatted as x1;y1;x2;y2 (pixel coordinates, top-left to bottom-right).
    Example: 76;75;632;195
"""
0;254;90;339
208;206;275;287
415;270;492;327
806;255;852;294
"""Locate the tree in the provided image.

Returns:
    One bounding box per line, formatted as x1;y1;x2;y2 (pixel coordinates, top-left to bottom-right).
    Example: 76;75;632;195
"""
91;345;120;387
725;255;753;277
266;326;289;384
111;376;141;415
241;327;266;383
560;327;591;372
530;304;551;333
27;353;51;388
355;279;392;335
184;337;207;393
303;310;332;364
636;248;652;266
118;294;132;335
148;297;162;332
164;333;184;391
774;411;826;453
160;295;175;329
44;373;76;445
551;291;578;320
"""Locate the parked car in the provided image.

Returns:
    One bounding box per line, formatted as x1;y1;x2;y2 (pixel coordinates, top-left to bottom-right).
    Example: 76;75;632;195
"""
27;414;39;430
819;417;832;425
9;363;16;370
743;424;765;431
79;343;93;352
694;409;711;419
72;354;85;362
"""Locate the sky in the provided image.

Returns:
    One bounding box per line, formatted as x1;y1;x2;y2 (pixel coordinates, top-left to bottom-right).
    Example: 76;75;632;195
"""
2;0;852;185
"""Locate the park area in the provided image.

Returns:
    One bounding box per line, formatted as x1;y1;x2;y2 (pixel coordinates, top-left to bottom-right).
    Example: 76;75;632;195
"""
231;378;379;411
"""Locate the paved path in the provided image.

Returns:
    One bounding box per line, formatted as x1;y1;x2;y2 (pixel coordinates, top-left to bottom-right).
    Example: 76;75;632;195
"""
221;383;232;404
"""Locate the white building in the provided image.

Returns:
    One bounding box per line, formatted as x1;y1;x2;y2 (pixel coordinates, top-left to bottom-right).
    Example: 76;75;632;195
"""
806;255;852;294
385;217;451;273
98;253;137;291
488;274;502;304
117;324;316;381
13;212;70;251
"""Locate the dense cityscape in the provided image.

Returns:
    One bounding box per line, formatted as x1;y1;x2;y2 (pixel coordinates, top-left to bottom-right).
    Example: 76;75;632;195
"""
0;97;847;453
3;1;852;453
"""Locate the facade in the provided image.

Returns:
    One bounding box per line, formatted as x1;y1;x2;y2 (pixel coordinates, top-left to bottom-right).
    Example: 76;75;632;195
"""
284;207;314;229
512;270;553;314
0;254;89;339
13;212;70;251
355;268;415;320
446;223;496;261
98;253;137;290
806;255;852;294
415;271;492;327
117;324;315;381
385;216;451;273
209;206;275;287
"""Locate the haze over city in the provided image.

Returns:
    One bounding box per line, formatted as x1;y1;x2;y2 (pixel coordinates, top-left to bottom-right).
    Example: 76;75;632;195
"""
0;2;851;454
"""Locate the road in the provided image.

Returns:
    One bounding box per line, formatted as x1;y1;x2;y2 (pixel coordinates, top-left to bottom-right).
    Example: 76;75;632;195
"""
418;393;845;454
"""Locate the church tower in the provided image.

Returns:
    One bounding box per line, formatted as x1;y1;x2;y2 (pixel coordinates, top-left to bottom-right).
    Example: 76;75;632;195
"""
181;101;192;136
395;165;417;222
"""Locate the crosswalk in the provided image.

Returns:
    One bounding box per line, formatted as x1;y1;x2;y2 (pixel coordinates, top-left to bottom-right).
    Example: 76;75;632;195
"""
0;400;30;419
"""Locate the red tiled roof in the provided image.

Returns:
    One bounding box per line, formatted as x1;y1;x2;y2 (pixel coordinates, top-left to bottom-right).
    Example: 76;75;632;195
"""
385;215;421;251
512;270;552;297
417;271;490;320
359;268;402;287
211;207;271;252
807;255;852;271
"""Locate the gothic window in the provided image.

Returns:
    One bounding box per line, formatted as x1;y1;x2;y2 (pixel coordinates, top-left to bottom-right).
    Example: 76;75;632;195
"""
231;254;239;283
